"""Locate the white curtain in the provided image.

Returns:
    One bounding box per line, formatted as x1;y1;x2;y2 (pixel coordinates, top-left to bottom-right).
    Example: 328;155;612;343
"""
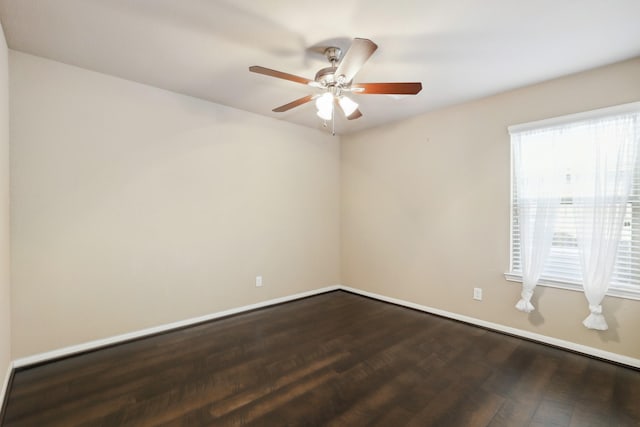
512;130;564;313
571;115;639;330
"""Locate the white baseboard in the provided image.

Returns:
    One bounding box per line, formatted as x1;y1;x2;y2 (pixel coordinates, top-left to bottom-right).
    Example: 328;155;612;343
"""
10;283;639;371
0;362;13;413
340;285;640;369
13;285;340;369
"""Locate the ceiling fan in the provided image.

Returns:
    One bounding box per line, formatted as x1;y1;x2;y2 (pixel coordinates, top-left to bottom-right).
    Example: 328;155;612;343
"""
249;38;422;133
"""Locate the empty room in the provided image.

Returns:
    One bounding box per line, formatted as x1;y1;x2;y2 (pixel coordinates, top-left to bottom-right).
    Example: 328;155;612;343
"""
1;1;640;426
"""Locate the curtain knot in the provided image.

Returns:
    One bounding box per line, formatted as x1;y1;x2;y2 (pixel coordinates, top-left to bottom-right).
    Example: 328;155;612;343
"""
583;305;608;330
515;289;535;313
588;304;602;314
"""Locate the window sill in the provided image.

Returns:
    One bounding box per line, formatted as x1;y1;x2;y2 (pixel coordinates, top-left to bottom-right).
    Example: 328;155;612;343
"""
504;273;640;301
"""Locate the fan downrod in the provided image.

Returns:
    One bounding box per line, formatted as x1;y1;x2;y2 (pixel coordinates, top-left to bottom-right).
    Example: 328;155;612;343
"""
323;46;341;65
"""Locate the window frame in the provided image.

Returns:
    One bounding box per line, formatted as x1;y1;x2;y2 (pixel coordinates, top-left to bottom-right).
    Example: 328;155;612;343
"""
505;101;640;301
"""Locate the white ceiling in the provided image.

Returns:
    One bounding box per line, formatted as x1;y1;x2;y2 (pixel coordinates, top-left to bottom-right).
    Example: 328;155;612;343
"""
1;0;639;135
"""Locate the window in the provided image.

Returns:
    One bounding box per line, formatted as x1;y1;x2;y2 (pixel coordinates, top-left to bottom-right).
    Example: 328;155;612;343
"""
506;102;640;300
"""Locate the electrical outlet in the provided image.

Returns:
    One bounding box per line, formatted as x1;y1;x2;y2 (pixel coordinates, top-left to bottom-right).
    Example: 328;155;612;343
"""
473;287;482;301
255;276;263;287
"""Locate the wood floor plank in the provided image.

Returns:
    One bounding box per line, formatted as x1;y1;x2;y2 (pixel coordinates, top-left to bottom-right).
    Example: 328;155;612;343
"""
487;398;538;427
2;290;640;426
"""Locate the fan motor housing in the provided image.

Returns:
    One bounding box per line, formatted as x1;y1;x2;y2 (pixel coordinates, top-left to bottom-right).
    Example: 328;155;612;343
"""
315;66;338;86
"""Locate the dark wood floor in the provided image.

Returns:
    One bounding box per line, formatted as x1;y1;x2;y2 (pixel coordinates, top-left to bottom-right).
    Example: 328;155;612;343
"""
2;291;640;426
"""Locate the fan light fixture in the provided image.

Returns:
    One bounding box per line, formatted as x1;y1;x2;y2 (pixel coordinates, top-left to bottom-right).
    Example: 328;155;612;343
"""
338;96;358;117
315;92;334;121
315;93;359;121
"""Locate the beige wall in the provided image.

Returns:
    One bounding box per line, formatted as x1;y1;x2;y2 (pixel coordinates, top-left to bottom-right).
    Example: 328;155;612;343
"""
9;51;340;358
341;58;640;359
0;24;10;384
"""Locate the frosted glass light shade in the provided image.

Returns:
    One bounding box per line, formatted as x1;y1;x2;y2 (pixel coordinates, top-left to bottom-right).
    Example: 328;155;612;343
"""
338;96;358;116
316;92;334;120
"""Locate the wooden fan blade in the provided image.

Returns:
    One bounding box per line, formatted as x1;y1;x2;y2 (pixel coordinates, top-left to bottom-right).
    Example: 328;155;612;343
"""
351;82;422;95
272;95;314;112
346;109;363;120
335;38;378;83
249;66;313;85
